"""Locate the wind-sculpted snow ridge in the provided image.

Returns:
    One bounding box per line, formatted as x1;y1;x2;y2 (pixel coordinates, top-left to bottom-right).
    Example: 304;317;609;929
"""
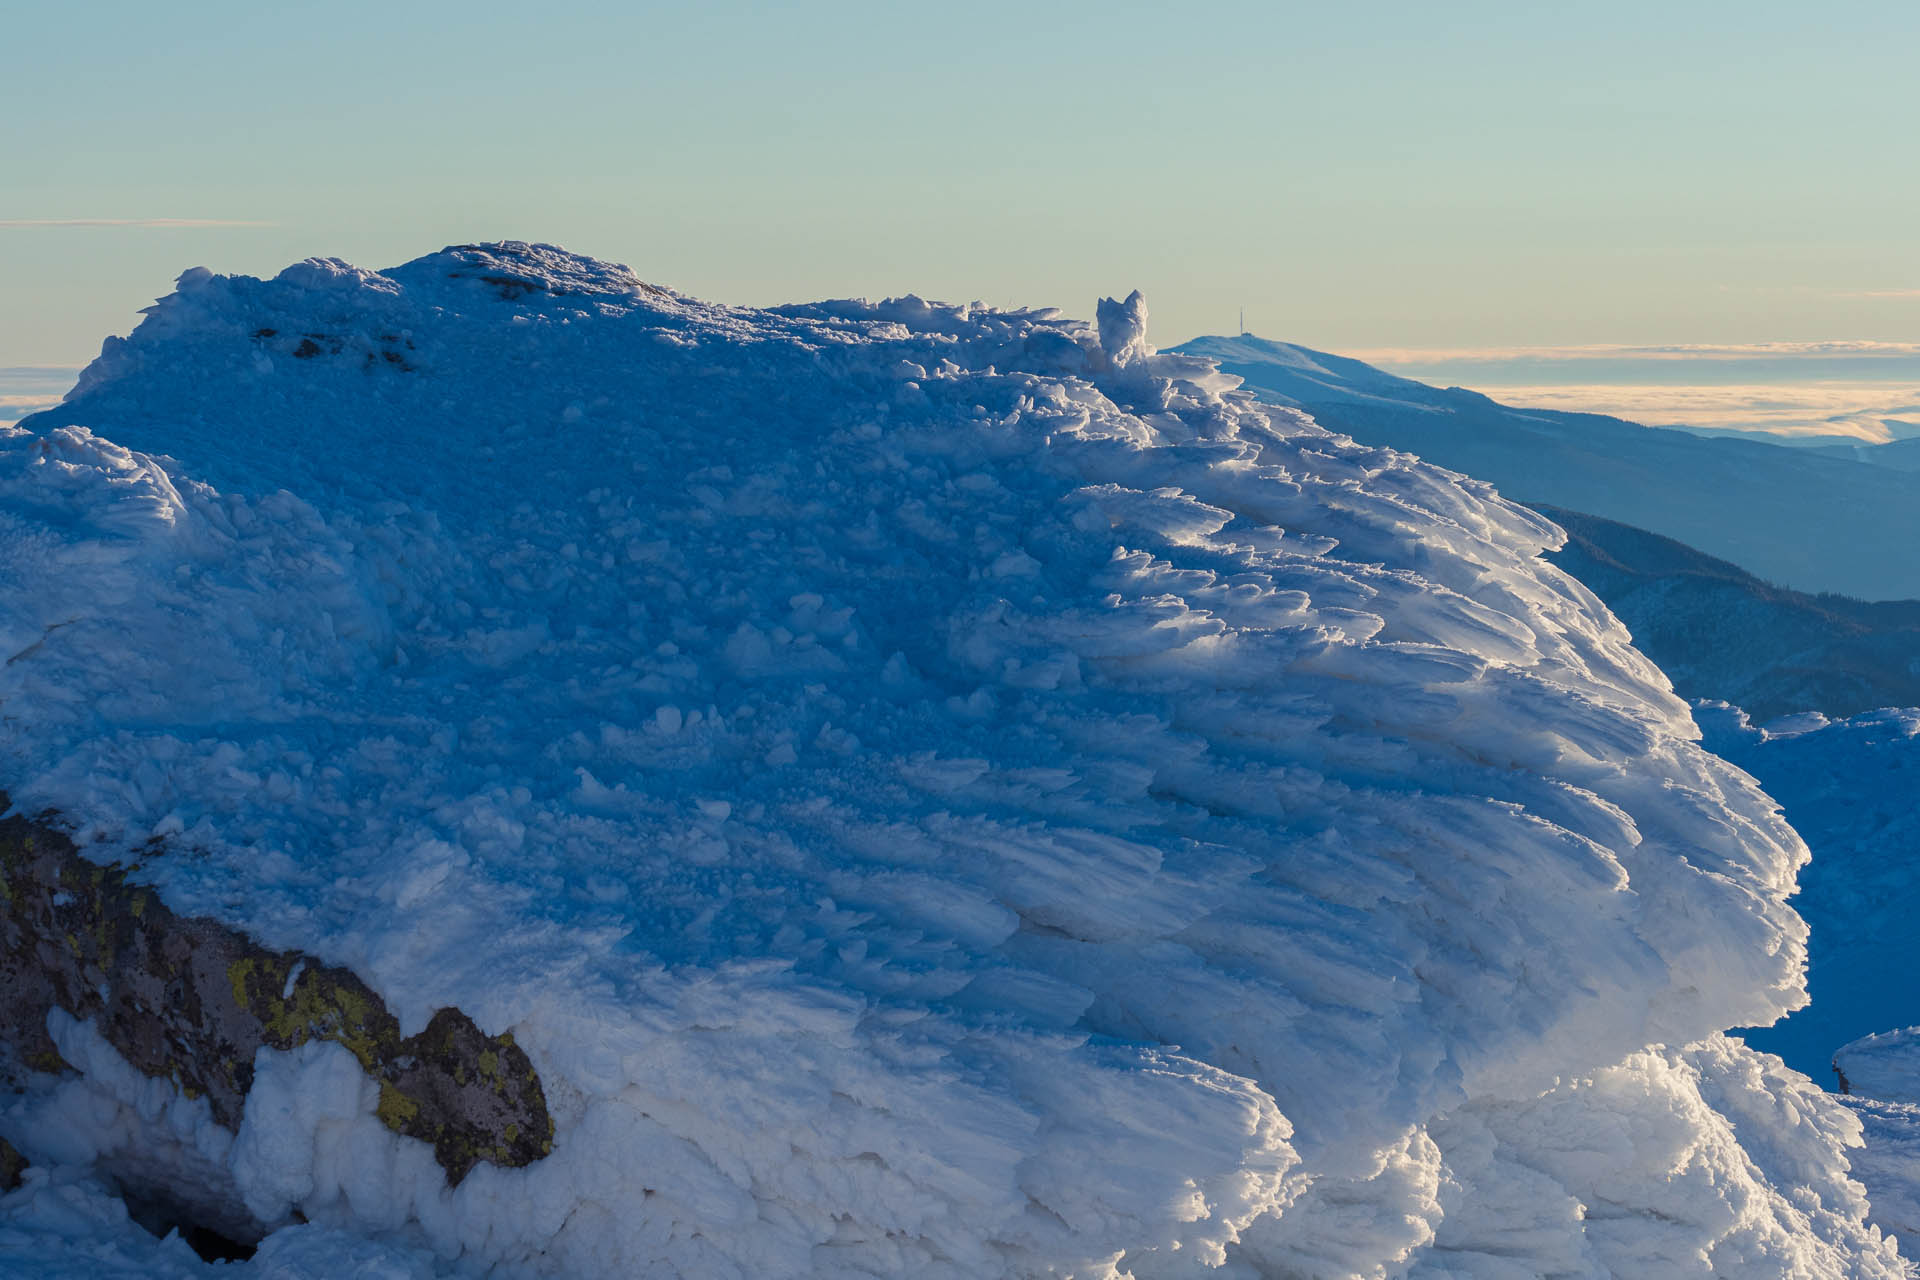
0;243;1901;1276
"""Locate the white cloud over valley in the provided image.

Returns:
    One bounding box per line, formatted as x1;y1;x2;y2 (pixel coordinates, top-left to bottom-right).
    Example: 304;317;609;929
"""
1473;382;1920;442
1345;343;1920;440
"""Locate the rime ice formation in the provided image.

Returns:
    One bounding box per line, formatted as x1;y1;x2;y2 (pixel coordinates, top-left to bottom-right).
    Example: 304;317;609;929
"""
0;243;1904;1276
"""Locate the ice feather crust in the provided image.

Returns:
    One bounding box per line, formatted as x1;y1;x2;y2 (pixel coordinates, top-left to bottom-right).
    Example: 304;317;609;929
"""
0;244;1900;1276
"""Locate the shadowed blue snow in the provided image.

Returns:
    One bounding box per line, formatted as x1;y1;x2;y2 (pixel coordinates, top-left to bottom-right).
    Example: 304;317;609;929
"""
1702;706;1920;1078
0;245;1904;1276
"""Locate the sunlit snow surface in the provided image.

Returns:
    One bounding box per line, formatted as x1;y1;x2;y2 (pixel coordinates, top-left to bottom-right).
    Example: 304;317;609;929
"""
0;245;1903;1276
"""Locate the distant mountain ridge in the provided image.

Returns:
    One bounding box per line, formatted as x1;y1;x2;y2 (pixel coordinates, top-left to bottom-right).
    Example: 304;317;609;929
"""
1171;334;1920;601
1534;504;1920;722
1805;435;1920;471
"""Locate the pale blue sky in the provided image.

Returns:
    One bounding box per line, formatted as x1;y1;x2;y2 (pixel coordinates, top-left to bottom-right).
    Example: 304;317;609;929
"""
5;0;1918;367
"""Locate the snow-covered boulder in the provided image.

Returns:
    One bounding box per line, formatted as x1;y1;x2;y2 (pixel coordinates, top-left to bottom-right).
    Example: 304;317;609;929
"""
0;242;1901;1276
1824;1029;1920;1253
1839;1029;1920;1106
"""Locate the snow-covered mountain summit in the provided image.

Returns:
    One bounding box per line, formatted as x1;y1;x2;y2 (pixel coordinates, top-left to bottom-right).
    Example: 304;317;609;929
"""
0;244;1902;1276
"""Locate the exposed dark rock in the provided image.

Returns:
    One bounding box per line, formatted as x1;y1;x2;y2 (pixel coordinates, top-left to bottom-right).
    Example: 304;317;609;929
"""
0;802;551;1187
475;273;546;300
182;1223;258;1264
122;1187;264;1258
0;1134;25;1191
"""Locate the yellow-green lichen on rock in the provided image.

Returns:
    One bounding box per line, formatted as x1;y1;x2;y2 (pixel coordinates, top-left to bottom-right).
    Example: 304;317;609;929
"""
0;801;553;1186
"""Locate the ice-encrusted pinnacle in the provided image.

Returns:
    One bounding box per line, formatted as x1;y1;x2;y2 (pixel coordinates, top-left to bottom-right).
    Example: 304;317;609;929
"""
1096;288;1151;367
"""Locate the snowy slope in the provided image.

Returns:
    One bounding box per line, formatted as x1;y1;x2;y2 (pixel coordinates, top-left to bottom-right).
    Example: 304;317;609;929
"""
0;244;1902;1276
1172;334;1920;602
1698;705;1920;1083
1695;707;1920;1255
1807;1032;1920;1253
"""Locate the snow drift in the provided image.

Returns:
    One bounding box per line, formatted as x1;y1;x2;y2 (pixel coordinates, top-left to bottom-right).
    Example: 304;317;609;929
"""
1819;1030;1920;1255
0;243;1901;1276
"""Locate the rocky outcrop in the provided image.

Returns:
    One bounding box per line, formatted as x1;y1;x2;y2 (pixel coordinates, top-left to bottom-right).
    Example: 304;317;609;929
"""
0;802;551;1186
0;1134;24;1191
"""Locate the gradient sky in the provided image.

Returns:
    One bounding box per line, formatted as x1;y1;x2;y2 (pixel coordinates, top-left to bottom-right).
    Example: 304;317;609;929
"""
5;0;1918;368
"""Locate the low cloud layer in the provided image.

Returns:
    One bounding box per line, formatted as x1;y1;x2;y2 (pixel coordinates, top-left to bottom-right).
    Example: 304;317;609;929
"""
1348;343;1920;440
0;367;80;429
1471;382;1920;442
0;398;62;429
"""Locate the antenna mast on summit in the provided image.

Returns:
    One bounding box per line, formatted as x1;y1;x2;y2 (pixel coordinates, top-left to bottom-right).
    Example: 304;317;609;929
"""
1239;306;1246;336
